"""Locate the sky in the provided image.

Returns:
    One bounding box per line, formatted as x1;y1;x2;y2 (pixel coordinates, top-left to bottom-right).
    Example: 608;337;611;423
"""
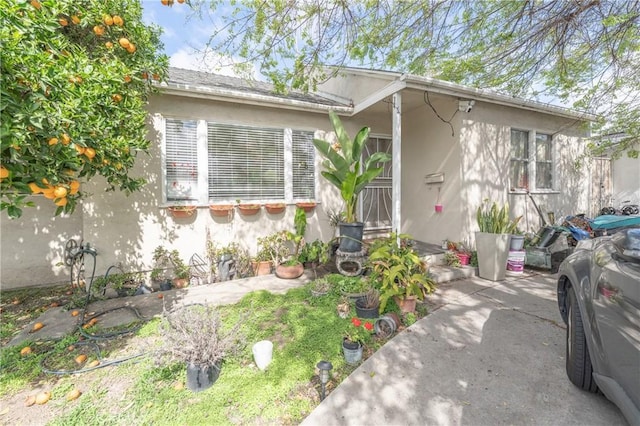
141;0;251;77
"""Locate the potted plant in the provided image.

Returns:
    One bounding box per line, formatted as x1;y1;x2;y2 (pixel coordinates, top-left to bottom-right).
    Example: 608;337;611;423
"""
275;207;306;279
209;203;234;218
310;277;331;297
160;304;243;392
367;233;436;313
354;288;380;319
237;202;261;216
167;205;197;218
170;249;190;288
253;232;289;276
475;200;522;281
295;201;316;214
342;317;373;365
336;296;351;318
264;202;286;215
313;111;391;252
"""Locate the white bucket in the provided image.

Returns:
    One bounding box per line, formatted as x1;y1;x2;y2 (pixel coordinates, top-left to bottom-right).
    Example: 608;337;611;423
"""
507;250;526;273
252;340;273;370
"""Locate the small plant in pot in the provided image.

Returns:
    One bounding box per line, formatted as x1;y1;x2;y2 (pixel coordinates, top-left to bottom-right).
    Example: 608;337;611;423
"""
368;233;436;313
355;288;380;319
310;277;331;297
342;317;374;365
254;232;289;276
275;207;307;279
160;304;244;392
170;250;190;288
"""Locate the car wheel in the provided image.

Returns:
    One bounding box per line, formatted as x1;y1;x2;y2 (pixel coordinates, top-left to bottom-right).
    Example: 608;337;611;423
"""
566;286;598;392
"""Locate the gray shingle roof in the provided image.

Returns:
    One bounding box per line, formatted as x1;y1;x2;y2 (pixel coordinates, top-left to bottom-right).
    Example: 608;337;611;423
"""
166;67;346;108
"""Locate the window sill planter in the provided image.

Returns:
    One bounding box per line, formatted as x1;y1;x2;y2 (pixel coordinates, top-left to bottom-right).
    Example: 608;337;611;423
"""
168;206;197;218
209;204;234;218
238;204;261;216
264;203;286;215
295;202;316;214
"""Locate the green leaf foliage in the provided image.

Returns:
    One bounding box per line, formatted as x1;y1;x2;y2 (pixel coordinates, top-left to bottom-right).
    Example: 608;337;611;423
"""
0;0;168;218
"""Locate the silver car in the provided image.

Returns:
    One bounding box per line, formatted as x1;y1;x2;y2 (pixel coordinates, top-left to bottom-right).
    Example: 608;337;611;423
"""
557;228;640;425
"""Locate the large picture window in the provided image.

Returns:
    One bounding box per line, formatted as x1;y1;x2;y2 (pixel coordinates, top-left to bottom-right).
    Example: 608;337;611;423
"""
164;119;315;203
509;129;554;191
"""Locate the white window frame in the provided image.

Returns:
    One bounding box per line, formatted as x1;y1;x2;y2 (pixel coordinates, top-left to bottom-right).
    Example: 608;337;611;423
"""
509;128;556;193
162;117;316;205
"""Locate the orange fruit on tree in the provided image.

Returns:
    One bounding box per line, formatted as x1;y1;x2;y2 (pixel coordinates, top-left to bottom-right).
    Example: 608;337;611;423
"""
29;182;42;193
112;15;123;26
71;15;80;24
84;147;96;160
103;15;113;26
141;71;149;79
177;0;185;3
0;166;9;179
59;17;69;26
43;189;56;200
105;41;114;49
112;94;123;103
126;44;136;53
55;197;68;207
75;144;85;155
20;346;32;356
61;133;71;145
53;186;68;198
93;25;105;36
48;137;59;145
118;38;130;48
123;75;132;83
32;322;45;332
30;0;41;9
69;180;80;194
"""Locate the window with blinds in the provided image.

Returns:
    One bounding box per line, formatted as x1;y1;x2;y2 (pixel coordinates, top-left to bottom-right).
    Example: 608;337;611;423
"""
165;119;198;201
509;128;554;192
292;130;316;199
164;119;316;203
207;123;285;201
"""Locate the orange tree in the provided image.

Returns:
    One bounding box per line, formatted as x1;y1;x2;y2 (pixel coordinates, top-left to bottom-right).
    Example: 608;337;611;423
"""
0;0;168;218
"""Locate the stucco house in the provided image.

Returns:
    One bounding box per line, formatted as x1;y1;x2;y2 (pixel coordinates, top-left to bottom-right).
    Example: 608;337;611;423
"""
1;67;597;289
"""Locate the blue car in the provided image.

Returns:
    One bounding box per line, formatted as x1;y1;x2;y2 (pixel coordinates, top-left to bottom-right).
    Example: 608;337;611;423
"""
557;227;640;425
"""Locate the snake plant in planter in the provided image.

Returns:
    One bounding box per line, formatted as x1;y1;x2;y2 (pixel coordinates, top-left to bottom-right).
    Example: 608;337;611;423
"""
313;111;390;252
475;200;522;281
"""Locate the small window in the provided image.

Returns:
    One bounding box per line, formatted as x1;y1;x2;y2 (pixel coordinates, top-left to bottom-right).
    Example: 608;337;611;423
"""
510;129;554;191
165;119;198;201
292;130;316;199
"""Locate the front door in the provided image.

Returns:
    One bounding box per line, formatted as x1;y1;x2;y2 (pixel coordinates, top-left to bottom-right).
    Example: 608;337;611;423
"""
361;136;392;232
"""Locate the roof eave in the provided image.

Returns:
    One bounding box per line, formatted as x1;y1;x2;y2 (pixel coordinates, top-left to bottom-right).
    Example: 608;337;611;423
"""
157;83;352;114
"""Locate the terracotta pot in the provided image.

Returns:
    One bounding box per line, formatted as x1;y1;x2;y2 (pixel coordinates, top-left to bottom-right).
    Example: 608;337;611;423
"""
295;202;316;214
168;206;197;218
264;203;286;214
238;204;261;216
394;295;417;313
275;263;304;279
209;204;234;218
252;260;272;276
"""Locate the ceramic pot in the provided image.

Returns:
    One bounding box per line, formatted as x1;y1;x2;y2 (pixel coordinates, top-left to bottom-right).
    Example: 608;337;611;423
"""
338;222;364;252
275;263;304;279
264;203;286;214
209;204;234;218
168;206;197;218
394;295;417;313
295;202;316;214
238;204;261;216
252;261;272;276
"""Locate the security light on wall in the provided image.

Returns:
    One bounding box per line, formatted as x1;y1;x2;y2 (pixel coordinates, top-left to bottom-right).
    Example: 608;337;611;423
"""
458;100;475;113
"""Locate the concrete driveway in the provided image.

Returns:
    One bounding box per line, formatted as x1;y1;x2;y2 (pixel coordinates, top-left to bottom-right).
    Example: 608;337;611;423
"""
302;273;627;425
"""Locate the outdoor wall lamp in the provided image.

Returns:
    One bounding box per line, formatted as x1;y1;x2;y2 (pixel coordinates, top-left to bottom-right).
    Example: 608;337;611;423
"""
458;99;475;112
316;360;333;401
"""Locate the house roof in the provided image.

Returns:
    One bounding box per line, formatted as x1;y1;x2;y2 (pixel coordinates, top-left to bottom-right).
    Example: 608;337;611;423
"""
329;66;598;122
160;68;351;113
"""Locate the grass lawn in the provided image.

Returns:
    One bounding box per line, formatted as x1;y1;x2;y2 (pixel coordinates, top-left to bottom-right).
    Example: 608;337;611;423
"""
0;275;427;425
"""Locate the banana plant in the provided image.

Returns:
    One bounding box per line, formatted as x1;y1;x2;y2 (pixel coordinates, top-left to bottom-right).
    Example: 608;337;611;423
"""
313;111;391;223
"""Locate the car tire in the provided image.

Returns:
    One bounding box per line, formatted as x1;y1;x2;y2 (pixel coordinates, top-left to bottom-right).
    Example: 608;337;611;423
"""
566;286;598;392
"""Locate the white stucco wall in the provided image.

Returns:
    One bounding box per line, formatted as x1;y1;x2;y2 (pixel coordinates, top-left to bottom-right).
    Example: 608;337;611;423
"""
1;198;82;289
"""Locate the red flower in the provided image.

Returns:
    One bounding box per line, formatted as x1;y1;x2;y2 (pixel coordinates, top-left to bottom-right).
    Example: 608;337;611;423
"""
351;317;361;327
364;322;373;331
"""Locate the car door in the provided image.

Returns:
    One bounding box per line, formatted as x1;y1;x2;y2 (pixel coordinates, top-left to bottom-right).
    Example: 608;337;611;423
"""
591;239;640;408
